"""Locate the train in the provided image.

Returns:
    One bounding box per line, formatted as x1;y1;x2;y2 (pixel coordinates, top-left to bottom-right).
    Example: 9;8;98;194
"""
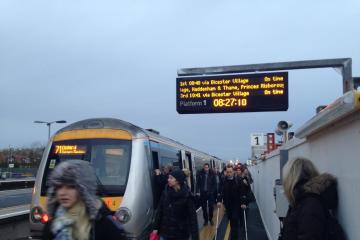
29;118;224;239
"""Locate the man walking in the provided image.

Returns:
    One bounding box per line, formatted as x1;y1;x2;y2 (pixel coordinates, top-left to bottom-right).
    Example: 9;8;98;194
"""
197;163;217;225
217;165;249;239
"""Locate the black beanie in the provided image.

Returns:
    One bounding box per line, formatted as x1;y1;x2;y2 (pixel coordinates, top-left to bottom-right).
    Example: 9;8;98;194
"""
170;170;186;184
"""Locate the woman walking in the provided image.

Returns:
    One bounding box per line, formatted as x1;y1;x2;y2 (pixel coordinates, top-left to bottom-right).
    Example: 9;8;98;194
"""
42;160;124;240
152;170;199;240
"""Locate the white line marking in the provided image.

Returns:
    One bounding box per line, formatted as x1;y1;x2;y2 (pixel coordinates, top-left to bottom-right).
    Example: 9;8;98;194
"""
0;210;29;220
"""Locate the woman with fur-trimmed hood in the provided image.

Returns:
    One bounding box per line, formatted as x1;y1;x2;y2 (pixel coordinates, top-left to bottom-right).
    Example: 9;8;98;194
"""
42;160;124;240
281;157;344;240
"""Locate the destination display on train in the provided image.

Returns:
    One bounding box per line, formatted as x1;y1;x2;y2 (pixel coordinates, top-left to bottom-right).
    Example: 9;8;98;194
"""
176;72;288;114
54;145;87;155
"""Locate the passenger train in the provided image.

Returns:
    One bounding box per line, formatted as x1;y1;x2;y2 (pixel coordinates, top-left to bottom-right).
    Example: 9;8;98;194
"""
29;118;224;239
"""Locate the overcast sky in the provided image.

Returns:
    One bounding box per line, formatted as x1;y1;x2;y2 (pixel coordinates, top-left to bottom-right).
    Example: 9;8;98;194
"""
1;1;359;160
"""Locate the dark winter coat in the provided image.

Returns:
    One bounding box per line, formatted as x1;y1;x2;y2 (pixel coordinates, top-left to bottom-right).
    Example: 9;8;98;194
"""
42;202;124;240
282;173;339;240
196;169;217;194
219;176;249;210
154;185;199;240
154;173;169;205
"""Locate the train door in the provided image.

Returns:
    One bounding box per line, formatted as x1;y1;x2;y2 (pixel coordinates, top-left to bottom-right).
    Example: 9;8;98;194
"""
150;141;160;208
186;152;194;192
150;141;160;172
181;151;195;193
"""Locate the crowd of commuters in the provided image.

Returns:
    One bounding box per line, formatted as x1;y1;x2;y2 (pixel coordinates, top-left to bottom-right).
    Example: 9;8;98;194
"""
152;162;252;240
43;160;253;240
43;157;344;240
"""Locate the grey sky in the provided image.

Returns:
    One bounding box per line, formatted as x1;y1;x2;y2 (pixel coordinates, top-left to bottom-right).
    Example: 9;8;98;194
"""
1;1;359;160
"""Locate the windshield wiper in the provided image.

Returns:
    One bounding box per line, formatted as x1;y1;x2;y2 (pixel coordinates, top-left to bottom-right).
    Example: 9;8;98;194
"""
95;175;107;195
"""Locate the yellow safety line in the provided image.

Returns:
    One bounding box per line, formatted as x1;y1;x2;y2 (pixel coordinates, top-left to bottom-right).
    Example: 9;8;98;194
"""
199;206;225;240
354;90;360;109
224;222;231;240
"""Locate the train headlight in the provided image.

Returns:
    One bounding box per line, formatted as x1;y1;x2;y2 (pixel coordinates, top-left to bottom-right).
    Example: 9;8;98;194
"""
41;213;49;223
115;207;131;224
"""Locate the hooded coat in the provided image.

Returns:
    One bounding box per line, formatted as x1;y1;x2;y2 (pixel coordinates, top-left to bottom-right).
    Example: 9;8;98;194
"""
42;160;124;240
219;176;250;210
282;173;339;240
153;185;199;240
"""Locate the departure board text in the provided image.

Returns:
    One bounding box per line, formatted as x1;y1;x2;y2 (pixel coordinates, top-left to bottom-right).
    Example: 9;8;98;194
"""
176;72;288;114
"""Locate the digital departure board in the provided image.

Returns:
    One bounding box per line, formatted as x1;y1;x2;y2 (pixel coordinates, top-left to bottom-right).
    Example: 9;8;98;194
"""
176;72;288;114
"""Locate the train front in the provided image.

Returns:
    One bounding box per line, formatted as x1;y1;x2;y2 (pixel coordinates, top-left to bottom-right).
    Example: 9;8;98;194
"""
30;118;154;239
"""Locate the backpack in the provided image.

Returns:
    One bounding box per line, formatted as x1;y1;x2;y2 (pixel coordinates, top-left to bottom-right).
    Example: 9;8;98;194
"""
278;195;346;240
324;210;346;240
312;194;346;240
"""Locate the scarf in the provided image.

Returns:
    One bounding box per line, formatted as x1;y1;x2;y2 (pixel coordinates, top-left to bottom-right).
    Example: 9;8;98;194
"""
52;201;91;240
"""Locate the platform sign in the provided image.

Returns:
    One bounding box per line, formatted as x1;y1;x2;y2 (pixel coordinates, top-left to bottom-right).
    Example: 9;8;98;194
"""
176;72;288;114
251;133;265;146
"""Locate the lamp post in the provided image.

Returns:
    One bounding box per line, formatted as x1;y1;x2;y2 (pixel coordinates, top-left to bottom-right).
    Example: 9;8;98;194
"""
7;145;13;175
34;120;67;140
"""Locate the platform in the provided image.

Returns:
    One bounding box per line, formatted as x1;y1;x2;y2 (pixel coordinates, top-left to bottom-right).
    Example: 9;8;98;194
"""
200;200;268;240
199;205;226;240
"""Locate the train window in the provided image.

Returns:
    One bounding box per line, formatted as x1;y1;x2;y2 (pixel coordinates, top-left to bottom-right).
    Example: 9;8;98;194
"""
41;139;131;196
194;157;204;172
152;151;159;169
159;147;181;171
92;144;130;188
160;156;180;170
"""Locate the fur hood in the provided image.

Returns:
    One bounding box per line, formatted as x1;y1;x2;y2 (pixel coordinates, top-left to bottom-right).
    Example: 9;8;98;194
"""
46;160;99;220
299;173;338;209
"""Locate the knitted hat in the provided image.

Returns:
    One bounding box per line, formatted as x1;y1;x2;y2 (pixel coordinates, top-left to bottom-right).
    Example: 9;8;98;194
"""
170;170;186;184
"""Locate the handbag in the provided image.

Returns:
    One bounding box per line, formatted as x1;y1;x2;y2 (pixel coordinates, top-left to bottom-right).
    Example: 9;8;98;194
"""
149;231;159;240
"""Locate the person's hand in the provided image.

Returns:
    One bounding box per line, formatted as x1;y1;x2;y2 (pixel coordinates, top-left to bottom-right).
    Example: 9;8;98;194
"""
152;230;158;234
243;179;248;185
217;202;222;208
241;204;246;209
154;169;161;175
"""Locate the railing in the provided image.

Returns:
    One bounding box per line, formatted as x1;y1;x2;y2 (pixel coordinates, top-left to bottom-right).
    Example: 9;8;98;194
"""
0;177;35;191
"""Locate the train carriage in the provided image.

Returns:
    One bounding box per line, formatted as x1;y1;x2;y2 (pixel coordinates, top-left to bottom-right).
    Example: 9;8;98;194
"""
30;118;223;239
